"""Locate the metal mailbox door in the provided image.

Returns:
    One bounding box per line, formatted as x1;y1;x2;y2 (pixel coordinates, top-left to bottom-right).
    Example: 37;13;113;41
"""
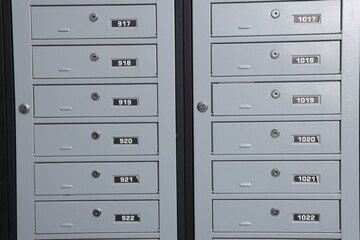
34;123;158;156
213;161;340;194
213;200;340;233
211;0;341;37
35;201;159;233
193;0;360;239
34;85;158;117
35;162;158;195
212;121;340;155
212;41;340;76
31;5;157;39
32;45;157;79
13;0;177;240
212;82;340;116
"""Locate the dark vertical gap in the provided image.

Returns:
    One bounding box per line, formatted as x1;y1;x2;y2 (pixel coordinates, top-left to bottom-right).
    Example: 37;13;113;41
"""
183;0;194;239
0;0;9;239
175;0;186;240
2;0;17;239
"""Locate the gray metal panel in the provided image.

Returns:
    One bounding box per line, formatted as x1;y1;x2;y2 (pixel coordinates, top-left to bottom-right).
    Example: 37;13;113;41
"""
212;82;340;116
212;122;340;155
35;201;159;233
35;162;158;195
211;0;341;37
31;5;157;39
341;0;360;238
32;45;157;78
211;41;340;76
213;161;340;194
34;124;158;156
213;200;340;232
34;84;158;117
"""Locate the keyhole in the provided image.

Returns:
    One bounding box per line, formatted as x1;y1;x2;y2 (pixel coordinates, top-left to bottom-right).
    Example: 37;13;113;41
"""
271;9;280;19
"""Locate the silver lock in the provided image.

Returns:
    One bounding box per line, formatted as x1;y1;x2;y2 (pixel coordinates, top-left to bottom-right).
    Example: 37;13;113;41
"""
92;208;102;217
271;89;281;99
91;92;100;101
270;129;280;138
270;208;280;216
270;50;280;59
89;13;98;22
197;101;208;113
19;103;30;114
92;170;101;178
90;53;99;62
271;168;281;177
271;9;280;19
91;131;101;140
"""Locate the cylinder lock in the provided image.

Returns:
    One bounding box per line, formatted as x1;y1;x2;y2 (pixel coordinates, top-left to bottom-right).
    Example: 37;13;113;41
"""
91;92;100;101
92;208;102;217
90;53;99;62
271;9;280;19
92;170;101;178
271;168;281;177
270;50;280;59
89;13;98;22
270;208;280;216
271;89;281;99
91;131;101;140
270;129;280;138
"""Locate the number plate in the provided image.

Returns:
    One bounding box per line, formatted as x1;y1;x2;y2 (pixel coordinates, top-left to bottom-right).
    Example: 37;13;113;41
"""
113;98;139;106
111;19;137;27
294;175;320;183
294;135;321;143
293;214;320;222
114;175;140;183
113;137;139;145
294;14;321;23
112;59;137;67
115;214;141;222
292;55;320;65
293;96;320;104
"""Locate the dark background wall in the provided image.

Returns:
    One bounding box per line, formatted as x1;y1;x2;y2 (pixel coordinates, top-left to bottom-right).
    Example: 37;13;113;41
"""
1;0;16;240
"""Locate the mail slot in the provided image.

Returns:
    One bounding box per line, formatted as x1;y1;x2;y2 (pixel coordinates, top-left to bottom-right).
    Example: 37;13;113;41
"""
35;162;158;195
35;201;159;233
213;161;339;194
212;121;339;155
32;45;157;78
34;84;158;117
212;82;340;116
212;0;341;37
34;123;158;156
31;5;156;39
212;41;340;76
213;200;340;232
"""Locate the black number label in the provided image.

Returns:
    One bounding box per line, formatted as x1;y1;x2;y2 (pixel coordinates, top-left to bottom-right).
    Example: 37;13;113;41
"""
113;98;138;106
294;135;320;143
115;214;141;222
292;56;320;65
294;14;321;23
113;137;139;145
111;19;137;27
294;175;319;183
114;176;140;183
293;96;320;104
112;59;137;67
293;214;320;222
